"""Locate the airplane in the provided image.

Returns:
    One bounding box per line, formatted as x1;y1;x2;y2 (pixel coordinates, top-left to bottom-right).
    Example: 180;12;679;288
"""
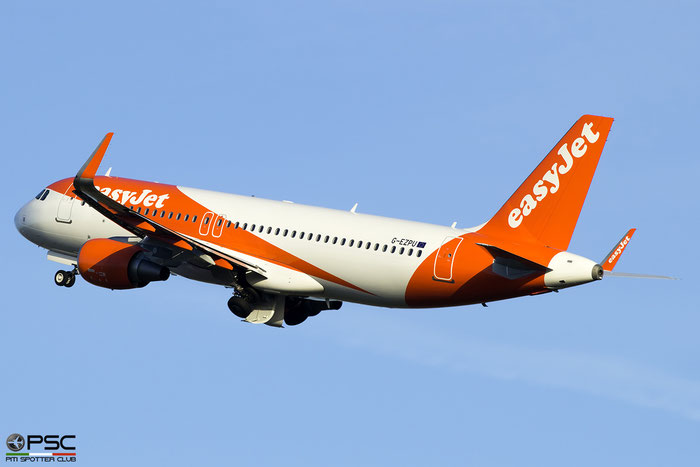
14;115;654;327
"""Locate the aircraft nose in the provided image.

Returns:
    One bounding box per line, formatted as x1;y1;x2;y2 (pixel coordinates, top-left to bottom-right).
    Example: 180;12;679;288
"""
14;203;30;237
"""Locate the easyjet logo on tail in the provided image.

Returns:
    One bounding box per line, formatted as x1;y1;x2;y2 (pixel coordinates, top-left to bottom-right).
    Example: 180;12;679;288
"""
508;122;600;229
608;235;631;265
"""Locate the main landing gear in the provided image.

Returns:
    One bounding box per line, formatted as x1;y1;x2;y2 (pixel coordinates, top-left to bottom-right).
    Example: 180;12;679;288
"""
283;297;342;326
227;286;342;327
54;269;77;288
227;286;260;319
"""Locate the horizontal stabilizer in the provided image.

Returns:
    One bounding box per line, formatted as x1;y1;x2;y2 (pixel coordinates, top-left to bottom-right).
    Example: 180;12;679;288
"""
601;228;636;271
604;271;677;280
476;243;551;280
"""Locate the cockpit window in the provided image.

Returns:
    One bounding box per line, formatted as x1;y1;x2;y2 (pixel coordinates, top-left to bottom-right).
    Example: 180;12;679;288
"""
35;189;49;201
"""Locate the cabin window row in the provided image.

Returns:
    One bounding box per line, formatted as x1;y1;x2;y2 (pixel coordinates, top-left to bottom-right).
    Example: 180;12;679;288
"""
132;206;200;223
226;220;423;257
126;206;423;258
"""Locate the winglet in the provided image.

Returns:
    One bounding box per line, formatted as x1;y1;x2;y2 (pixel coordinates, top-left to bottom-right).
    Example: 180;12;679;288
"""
75;133;113;182
601;228;636;271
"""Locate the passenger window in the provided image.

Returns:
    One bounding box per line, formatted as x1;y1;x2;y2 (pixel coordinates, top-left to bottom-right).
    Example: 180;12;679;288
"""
283;229;288;236
168;212;173;219
332;237;337;244
204;216;210;225
152;209;157;216
391;246;396;253
408;248;413;256
226;220;231;228
259;226;264;233
316;234;321;242
382;245;387;252
399;247;405;255
243;223;248;230
341;238;346;246
275;228;280;235
137;207;142;213
324;235;329;243
176;213;181;220
374;244;379;251
357;241;363;248
417;250;423;257
349;239;354;247
267;227;272;234
235;221;240;229
193;215;197;222
217;218;222;227
144;208;150;215
184;214;189;221
160;211;165;218
366;242;371;250
291;231;297;238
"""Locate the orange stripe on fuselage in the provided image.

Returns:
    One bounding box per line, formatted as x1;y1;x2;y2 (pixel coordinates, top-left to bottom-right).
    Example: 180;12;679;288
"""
405;232;561;307
47;176;372;295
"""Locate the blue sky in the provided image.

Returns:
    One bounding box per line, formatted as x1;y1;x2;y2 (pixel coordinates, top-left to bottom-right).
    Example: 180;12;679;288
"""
2;1;699;465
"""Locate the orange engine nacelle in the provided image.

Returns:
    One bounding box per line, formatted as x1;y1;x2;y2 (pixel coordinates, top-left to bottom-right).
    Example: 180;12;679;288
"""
77;238;170;290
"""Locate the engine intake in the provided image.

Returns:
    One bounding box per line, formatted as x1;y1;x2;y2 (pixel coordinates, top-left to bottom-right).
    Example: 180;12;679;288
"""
78;238;170;290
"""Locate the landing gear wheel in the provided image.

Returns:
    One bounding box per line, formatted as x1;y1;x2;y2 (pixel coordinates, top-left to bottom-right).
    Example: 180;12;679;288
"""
228;296;253;319
64;273;76;288
54;270;69;287
241;287;260;304
284;306;309;326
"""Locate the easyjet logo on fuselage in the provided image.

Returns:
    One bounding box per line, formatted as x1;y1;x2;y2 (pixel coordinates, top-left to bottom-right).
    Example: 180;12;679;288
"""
95;186;170;208
508;122;600;229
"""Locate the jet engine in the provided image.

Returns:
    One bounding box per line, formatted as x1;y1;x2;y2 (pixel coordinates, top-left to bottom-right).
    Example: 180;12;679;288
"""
77;238;170;290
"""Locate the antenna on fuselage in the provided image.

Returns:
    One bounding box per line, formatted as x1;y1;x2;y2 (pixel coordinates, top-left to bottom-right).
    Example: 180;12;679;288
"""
350;203;358;213
105;167;112;177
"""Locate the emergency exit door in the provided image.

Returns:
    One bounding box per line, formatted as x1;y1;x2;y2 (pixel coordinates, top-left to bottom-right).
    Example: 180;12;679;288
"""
433;236;462;282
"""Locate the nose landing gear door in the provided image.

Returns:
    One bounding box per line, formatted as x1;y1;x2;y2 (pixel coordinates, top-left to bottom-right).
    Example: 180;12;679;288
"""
56;183;75;224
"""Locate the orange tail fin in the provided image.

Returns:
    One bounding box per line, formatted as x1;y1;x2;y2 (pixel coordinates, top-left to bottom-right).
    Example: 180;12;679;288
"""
479;115;614;251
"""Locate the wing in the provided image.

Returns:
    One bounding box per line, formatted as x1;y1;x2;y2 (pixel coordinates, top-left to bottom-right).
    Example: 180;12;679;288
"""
72;133;266;276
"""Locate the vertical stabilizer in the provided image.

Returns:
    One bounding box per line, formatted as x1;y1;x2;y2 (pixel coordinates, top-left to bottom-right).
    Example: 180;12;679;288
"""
479;115;614;250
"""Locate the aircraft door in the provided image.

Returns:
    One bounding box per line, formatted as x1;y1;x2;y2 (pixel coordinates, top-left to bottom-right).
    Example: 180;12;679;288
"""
199;211;215;236
211;215;226;238
433;236;463;282
56;184;75;224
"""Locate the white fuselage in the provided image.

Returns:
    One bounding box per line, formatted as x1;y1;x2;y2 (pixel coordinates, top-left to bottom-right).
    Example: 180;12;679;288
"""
15;182;476;307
